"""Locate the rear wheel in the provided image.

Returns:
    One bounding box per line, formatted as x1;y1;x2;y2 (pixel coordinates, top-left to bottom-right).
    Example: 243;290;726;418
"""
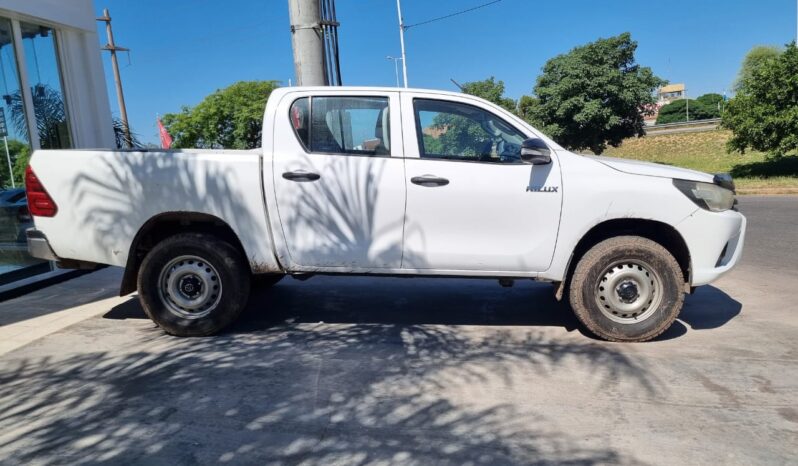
138;233;250;336
568;236;684;342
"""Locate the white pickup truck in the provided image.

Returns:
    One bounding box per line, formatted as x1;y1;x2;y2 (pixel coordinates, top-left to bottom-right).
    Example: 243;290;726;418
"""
25;87;746;341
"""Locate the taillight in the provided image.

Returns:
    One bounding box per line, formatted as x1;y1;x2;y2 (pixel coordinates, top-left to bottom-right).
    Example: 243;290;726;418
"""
25;166;58;217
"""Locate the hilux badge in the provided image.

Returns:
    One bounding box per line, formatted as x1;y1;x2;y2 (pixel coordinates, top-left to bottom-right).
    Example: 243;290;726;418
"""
526;186;559;193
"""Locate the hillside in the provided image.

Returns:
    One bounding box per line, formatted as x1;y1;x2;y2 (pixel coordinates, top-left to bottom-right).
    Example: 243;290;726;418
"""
602;130;798;194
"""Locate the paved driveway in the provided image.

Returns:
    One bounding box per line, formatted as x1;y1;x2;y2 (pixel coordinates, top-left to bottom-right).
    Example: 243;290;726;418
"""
0;197;795;465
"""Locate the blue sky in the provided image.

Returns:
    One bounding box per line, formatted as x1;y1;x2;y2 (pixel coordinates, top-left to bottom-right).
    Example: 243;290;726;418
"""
93;0;797;145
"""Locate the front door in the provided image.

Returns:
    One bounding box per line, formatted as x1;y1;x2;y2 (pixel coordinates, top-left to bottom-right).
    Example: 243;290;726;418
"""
400;95;562;272
272;92;406;270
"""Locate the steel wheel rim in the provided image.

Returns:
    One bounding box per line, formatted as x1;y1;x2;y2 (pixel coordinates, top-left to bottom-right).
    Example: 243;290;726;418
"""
595;259;663;324
158;255;222;320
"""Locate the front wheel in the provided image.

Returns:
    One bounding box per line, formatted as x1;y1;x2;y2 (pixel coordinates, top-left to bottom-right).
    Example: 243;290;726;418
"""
568;236;684;342
138;233;251;336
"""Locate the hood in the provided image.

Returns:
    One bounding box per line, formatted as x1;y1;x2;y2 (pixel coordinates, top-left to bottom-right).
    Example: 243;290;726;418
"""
584;155;715;183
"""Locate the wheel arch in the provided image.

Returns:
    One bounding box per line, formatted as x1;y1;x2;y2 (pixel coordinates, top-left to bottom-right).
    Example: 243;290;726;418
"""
120;212;250;296
555;218;691;300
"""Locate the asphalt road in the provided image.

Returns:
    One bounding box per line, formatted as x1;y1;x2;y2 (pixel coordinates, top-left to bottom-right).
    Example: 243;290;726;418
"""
0;197;796;465
736;196;798;274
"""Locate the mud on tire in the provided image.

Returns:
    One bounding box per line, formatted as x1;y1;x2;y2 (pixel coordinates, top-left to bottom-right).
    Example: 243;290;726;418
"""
568;236;685;342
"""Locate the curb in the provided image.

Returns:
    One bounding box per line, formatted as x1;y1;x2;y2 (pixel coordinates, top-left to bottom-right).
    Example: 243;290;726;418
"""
0;267;104;303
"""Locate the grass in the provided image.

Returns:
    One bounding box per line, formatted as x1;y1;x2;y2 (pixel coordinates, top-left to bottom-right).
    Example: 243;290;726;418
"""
602;129;798;194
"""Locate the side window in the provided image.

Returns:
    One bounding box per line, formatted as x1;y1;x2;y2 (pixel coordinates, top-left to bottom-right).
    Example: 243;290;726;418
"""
289;96;390;155
290;97;391;156
414;99;527;163
290;97;310;149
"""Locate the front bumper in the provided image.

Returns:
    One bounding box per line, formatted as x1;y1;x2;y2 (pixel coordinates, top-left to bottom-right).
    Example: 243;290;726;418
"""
675;209;747;286
26;228;58;261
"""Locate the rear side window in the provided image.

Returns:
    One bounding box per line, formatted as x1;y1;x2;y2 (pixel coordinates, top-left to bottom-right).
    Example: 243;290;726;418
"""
289;96;391;156
289;97;310;149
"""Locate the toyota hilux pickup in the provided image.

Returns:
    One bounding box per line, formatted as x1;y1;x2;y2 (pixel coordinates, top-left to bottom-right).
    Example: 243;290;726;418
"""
24;87;746;341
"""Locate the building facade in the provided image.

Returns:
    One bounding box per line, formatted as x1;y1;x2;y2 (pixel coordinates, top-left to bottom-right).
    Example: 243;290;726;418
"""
643;83;687;126
0;0;114;286
657;83;686;105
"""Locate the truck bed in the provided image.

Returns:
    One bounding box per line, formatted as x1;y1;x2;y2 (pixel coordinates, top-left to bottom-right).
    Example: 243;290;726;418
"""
28;148;281;272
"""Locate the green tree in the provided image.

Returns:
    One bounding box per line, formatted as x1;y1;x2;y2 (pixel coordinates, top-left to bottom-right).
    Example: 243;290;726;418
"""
162;81;280;149
734;45;781;90
0;139;30;188
723;42;798;156
696;93;724;109
656;98;718;124
9;141;30;187
516;95;540;124
461;77;517;112
527;32;665;154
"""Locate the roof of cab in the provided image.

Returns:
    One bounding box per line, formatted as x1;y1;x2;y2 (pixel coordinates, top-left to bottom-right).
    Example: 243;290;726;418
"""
270;86;467;98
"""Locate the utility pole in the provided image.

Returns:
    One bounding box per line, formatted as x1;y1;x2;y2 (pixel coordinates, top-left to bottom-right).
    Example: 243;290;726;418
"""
386;56;402;87
97;9;131;147
288;0;327;86
396;0;409;87
685;88;689;122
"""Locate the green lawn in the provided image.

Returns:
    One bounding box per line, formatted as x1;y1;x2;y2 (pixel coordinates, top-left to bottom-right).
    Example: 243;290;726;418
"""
602;130;798;194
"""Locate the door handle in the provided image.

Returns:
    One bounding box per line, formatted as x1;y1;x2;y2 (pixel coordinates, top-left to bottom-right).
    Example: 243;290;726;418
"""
282;170;321;182
411;175;449;187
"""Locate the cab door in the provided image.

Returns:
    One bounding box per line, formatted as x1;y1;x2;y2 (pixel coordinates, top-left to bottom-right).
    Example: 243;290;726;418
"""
399;93;562;272
272;91;406;270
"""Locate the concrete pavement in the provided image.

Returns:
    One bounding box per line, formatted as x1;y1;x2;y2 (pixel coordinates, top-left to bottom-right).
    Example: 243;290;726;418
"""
0;197;795;465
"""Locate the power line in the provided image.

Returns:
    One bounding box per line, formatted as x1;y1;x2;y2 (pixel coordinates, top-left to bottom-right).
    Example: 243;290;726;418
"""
403;0;502;30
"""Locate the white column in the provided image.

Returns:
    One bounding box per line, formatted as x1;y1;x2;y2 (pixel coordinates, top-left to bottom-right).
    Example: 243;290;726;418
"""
10;19;40;150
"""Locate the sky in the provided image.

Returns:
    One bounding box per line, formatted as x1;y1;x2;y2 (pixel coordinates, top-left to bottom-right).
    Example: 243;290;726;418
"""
93;0;798;145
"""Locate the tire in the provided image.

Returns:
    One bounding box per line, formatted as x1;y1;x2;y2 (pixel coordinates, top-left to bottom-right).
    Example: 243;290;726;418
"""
137;233;251;337
568;236;684;342
252;273;285;288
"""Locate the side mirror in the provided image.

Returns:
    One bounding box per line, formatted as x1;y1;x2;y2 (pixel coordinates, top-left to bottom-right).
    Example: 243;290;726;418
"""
520;138;552;165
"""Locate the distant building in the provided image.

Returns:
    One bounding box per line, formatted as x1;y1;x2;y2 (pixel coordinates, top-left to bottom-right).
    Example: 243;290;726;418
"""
643;83;687;126
658;84;686;105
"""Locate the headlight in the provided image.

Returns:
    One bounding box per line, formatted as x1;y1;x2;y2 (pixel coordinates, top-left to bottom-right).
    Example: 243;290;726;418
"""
673;179;735;212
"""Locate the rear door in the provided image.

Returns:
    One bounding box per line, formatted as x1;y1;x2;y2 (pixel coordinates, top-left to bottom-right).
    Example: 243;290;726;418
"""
399;93;562;273
272;91;406;270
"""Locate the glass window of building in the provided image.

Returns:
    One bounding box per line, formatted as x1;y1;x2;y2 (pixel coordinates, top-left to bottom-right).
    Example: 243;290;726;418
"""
21;22;72;150
0;18;48;281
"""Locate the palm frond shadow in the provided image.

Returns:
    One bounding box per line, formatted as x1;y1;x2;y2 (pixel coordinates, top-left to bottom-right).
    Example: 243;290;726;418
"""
26;131;735;464
0;310;655;464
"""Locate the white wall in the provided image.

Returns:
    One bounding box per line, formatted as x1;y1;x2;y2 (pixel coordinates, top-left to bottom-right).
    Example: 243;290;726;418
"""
0;0;115;149
0;0;96;31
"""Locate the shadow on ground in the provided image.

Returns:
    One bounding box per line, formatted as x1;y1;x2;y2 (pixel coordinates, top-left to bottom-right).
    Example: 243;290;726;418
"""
107;276;741;338
0;277;741;464
730;154;798;178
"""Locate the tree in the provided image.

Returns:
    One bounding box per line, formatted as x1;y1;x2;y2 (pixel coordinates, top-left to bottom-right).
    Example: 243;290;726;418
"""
162;81;280;149
461;77;517;112
723;42;798;156
735;45;781;90
0;139;29;188
696;93;724;109
8;84;70;149
527;33;665;154
516;95;539;123
112;118;143;149
656;98;719;124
